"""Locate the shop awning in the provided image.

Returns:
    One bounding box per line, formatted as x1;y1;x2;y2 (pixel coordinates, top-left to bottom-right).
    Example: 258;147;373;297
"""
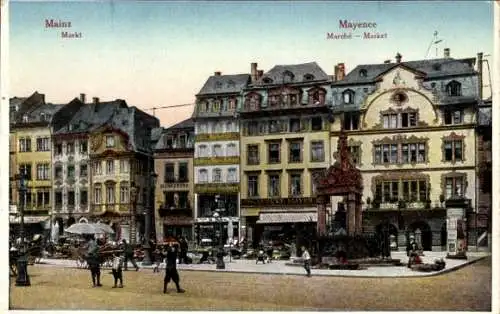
257;212;317;224
9;216;50;224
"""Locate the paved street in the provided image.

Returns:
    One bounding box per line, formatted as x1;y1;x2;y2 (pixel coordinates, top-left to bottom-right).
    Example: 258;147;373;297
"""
10;256;492;311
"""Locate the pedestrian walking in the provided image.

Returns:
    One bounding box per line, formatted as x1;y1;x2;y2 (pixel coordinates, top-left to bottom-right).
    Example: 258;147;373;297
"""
179;237;188;264
163;244;185;294
153;246;162;273
121;239;139;271
86;236;102;287
111;252;124;288
301;246;312;277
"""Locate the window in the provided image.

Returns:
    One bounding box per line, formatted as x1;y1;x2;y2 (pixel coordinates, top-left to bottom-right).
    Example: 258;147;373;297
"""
213;100;221;112
228;98;237;111
67;165;75;179
311;141;325;162
268;174;281;197
66;142;75;155
375;181;399;203
106;135;115;148
199;145;208;157
214;122;223;133
401;112;417;128
446;81;462;96
444;140;463;162
80;190;88;205
179;162;188;182
227;143;237;156
55;165;63;179
36;164;50;180
310;169;326;196
247;145;259;165
178;191;189;208
80;140;88;154
164;163;175;182
227;168;237;182
93;161;102;175
383;114;398;129
55;143;63;155
19;138;31;152
68;191;75;206
268;142;280;164
213;168;222;182
444;109;464;125
198;123;207;134
55;191;63;206
445;176;465;199
289;141;302;163
106;160;114;174
359;69;368;77
178;134;187;148
289;118;301;132
80;164;88;177
269;120;280;133
290;173;302;196
94;186;102;204
19;164;32;180
304;74;315;81
106;185;115;203
349;146;361;165
248;122;259;136
120;160;129;173
401;180;428;202
36;137;50;151
344;113;359;130
226;122;234;133
311;117;323;131
199;169;208;183
36;191;50;207
120;186;129;203
248;175;259;197
342;89;355;104
374;144;398;164
213;144;223;157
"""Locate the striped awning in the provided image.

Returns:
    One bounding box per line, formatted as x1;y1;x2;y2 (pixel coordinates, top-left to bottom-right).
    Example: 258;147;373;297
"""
257;212;317;224
9;216;50;224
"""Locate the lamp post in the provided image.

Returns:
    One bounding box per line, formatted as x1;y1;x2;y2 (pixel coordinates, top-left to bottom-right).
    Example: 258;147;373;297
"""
213;195;225;269
142;171;158;266
130;184;138;245
16;172;31;286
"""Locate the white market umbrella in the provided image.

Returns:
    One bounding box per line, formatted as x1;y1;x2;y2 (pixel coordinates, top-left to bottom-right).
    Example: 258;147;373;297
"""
51;221;60;243
93;222;115;234
64;223;101;235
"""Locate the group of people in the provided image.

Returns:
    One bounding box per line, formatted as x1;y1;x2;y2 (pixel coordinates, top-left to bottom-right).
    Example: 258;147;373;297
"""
84;235;185;293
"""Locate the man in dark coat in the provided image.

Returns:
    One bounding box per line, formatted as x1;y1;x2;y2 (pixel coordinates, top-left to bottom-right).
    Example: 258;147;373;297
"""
179;237;188;264
87;236;102;287
163;244;185;294
122;239;139;271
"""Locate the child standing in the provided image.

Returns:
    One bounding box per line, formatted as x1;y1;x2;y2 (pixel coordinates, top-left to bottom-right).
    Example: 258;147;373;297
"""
111;252;124;288
153;247;162;273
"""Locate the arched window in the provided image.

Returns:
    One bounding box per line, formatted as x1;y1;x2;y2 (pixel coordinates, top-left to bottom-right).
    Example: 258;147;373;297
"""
213;144;223;157
263;77;273;84
227;143;237;156
283;71;294;83
446;81;462;97
212;168;222;182
343;89;355;104
226;121;233;132
198;144;208;157
304;74;315;81
227;168;237;182
359;69;368;77
198;169;208;183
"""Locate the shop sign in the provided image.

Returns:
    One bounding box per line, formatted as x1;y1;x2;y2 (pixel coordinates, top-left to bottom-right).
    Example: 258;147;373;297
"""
195;183;239;194
241;197;316;207
160;183;189;190
195;132;239;142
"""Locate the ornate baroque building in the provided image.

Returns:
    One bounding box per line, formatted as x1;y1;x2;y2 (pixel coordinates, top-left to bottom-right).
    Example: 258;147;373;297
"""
154;118;195;241
330;50;482;251
239;62;333;247
192;71;250;242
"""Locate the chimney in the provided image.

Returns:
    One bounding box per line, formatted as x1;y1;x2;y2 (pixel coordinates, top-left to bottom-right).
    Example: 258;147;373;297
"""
336;63;345;81
384;60;391;64
79;93;86;103
214;71;221;76
251;62;258;82
444;48;450;58
257;70;264;79
477;52;483;100
92;97;99;104
395;53;402;63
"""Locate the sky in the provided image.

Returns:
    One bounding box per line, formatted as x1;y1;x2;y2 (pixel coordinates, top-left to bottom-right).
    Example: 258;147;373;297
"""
9;0;494;127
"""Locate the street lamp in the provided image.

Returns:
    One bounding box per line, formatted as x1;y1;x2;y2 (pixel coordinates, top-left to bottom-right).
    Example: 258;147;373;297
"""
213;195;225;270
130;183;138;245
16;172;30;286
142;172;158;266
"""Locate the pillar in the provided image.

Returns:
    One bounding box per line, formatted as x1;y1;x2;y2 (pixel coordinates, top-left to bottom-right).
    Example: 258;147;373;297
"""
316;196;327;236
346;192;357;236
355;193;362;234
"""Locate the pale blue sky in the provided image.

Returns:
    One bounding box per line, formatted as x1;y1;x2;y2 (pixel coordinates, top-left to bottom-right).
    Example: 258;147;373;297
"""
9;1;494;126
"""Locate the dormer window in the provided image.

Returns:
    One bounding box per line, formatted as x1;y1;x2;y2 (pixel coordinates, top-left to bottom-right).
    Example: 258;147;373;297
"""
304;74;315;81
283;71;294;83
227;80;235;88
40;113;45;121
359;69;368;77
432;63;442;71
342;89;355;104
263;77;273;84
446;80;462;96
215;81;223;89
